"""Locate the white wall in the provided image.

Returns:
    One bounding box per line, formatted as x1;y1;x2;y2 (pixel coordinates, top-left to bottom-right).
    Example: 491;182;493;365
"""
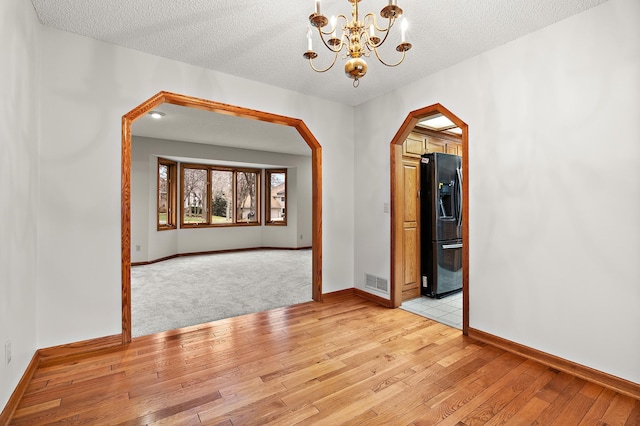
354;0;640;383
131;136;312;263
36;27;355;349
0;0;40;410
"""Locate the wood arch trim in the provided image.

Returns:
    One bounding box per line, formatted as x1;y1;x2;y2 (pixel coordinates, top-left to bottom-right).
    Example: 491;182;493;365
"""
122;91;323;343
389;103;469;335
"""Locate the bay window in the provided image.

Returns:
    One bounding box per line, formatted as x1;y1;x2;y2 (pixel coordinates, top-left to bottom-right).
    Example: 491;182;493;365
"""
180;163;260;227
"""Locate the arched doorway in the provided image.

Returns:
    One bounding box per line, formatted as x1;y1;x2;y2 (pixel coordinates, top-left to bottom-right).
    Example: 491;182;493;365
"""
121;91;323;343
390;103;469;335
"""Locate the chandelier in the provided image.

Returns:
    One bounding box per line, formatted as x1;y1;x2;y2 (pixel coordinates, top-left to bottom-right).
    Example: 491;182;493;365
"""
303;0;412;87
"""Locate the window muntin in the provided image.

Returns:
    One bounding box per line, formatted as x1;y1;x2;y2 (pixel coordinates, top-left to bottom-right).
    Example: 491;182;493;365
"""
180;163;260;227
157;158;177;230
266;169;287;225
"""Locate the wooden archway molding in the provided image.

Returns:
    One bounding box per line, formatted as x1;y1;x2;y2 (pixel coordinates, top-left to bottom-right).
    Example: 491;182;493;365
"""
121;91;323;343
390;103;469;335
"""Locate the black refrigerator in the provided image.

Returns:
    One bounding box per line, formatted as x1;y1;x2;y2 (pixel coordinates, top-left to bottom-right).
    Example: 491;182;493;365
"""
420;152;463;298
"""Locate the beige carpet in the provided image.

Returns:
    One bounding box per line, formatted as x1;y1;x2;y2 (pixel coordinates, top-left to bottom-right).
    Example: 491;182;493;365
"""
131;249;312;337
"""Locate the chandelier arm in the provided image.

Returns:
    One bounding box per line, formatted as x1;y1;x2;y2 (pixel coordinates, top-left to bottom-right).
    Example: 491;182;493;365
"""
362;32;374;51
308;51;340;73
363;27;391;51
371;46;407;67
320;14;349;36
374;18;395;47
364;13;395;34
362;18;396;51
317;26;345;54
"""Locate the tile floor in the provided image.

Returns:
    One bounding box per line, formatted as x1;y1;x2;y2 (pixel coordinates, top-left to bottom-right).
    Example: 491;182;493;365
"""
400;291;462;329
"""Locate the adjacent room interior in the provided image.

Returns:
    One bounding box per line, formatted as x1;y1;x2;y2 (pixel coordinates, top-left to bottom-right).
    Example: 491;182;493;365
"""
129;102;315;337
398;113;465;329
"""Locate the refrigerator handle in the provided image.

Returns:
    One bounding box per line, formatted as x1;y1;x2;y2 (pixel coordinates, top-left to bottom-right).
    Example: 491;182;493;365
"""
442;243;463;249
456;167;463;227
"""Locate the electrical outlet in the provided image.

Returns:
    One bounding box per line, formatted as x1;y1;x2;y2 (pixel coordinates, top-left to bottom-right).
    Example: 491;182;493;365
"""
300;234;303;240
135;245;141;252
5;340;11;365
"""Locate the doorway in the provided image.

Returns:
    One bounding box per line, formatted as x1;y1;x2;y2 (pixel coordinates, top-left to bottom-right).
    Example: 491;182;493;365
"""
390;104;469;335
121;91;323;343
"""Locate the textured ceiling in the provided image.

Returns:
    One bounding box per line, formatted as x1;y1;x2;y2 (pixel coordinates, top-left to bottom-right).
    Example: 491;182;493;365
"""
30;0;608;106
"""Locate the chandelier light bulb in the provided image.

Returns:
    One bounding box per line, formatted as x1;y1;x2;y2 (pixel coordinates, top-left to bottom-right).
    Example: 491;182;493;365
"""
330;15;337;39
401;18;408;43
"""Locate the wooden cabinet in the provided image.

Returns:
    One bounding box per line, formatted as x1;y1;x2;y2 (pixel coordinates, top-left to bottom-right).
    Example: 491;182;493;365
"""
403;131;462;158
401;158;421;301
425;135;447;154
402;132;425;158
446;143;463;156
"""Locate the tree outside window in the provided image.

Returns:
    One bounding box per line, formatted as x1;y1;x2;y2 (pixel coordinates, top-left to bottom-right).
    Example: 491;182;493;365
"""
211;170;233;224
182;167;208;224
236;171;258;223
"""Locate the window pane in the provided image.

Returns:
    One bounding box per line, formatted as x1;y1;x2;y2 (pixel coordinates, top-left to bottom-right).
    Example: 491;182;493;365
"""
269;172;286;222
211;170;233;224
158;164;168;225
183;168;208;224
236;171;258;223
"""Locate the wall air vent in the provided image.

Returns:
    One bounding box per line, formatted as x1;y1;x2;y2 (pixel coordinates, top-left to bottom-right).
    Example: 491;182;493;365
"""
365;273;388;293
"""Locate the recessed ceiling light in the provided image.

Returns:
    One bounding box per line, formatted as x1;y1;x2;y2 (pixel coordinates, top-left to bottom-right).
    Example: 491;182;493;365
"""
148;111;166;119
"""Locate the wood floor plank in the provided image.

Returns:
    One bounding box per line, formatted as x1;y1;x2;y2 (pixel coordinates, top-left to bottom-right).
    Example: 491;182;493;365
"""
310;382;411;424
10;391;130;425
506;396;550;425
533;375;587;424
445;360;542;425
550;391;596;425
115;391;223;426
11;399;61;418
578;387;618;425
482;364;557;426
258;405;318;425
7;295;638;425
79;377;226;425
600;393;637;425
302;356;413;415
366;344;509;424
625;399;640;426
278;362;376;409
147;410;203;426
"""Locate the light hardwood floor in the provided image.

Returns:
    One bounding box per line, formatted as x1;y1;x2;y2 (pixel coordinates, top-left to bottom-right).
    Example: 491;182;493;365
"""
9;294;640;425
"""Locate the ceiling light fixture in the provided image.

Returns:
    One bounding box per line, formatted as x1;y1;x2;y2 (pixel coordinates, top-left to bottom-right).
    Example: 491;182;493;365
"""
419;115;455;130
148;111;166;119
304;0;411;87
418;114;462;135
